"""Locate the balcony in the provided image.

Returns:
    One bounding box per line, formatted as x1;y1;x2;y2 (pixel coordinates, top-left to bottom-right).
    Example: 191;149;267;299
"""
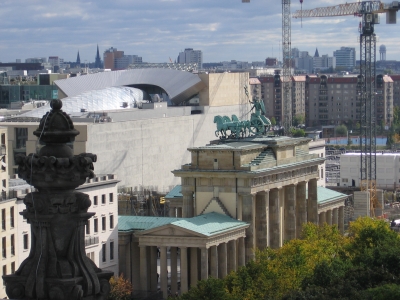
85;236;99;247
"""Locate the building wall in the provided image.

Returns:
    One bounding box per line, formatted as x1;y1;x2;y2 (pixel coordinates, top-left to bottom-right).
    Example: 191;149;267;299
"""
340;153;400;189
0;199;18;299
198;72;249;108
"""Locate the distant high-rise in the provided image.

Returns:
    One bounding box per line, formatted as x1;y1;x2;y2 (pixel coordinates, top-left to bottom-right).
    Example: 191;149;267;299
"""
95;45;102;68
76;51;81;66
333;47;356;69
177;48;202;68
103;47;142;70
380;45;386;61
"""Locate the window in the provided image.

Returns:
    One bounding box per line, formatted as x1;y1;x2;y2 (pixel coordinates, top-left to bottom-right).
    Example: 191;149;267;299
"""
2;237;6;258
86;220;90;235
101;194;106;205
11;234;14;256
10;207;14;228
1;209;5;230
102;244;106;262
23;234;28;250
93;196;98;206
110;241;114;260
102;217;106;231
94;219;98;233
321;168;324;179
11;262;15;274
109;215;114;229
2;265;6;277
109;193;113;203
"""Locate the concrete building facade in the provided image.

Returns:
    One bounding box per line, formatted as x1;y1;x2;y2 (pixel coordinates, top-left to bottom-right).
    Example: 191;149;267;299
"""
177;48;203;69
340;152;400;190
333;47;356;69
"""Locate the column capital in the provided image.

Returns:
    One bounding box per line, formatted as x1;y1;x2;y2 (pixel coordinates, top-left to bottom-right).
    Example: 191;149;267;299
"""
259;190;270;195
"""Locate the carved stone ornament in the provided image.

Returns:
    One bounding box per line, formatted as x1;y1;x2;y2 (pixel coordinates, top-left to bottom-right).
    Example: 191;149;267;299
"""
3;100;113;300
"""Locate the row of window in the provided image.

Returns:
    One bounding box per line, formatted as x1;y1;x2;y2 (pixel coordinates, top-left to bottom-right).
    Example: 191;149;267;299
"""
1;235;15;258
86;215;114;234
93;193;114;206
2;262;15;279
1;207;14;231
102;241;114;262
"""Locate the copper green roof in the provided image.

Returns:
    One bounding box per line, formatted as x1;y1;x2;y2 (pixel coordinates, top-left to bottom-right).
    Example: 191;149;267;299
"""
307;186;347;204
165;185;182;199
118;212;248;236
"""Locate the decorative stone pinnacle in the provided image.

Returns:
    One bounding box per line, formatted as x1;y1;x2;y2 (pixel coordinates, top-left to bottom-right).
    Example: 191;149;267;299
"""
4;99;112;300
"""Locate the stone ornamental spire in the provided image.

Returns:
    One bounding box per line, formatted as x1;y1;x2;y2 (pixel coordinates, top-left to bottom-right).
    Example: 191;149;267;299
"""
3;99;112;299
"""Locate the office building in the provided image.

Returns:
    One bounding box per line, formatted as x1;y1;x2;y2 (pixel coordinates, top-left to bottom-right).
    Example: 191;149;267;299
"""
177;48;203;68
333;47;356;69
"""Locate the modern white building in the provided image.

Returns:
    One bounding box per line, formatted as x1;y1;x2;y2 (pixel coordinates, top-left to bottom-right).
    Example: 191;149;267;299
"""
340;152;400;190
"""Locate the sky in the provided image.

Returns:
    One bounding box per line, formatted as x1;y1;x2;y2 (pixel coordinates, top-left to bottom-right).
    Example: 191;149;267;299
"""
1;0;399;64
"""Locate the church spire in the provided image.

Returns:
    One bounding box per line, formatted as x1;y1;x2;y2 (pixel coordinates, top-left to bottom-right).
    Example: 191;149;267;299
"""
76;50;81;65
95;44;102;68
314;48;320;58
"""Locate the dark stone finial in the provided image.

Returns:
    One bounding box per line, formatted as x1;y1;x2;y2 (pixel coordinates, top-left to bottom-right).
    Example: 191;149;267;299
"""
50;99;63;110
4;99;112;299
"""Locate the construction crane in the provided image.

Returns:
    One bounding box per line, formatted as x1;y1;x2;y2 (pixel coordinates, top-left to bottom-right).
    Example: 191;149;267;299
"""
242;0;293;134
293;1;399;216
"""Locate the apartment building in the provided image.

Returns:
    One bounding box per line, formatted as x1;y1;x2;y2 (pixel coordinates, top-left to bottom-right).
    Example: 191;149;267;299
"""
0;199;18;299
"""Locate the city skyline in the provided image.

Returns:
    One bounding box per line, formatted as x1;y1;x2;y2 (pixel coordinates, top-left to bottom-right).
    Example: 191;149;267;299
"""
1;0;399;64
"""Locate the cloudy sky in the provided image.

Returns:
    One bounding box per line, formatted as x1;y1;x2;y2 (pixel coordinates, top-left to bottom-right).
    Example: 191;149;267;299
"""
1;0;399;64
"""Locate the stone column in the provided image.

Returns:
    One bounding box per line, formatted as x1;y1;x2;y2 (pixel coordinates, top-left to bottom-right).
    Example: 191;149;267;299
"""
338;206;345;234
218;243;227;278
332;208;339;227
149;246;158;292
326;210;332;225
308;178;318;224
190;247;198;288
296;182;307;238
180;247;188;293
170;247;178;295
284;185;296;242
160;246;168;299
210;245;218;278
242;194;255;262
238;237;245;267
228;240;237;273
269;188;281;249
200;247;208;280
319;211;326;226
125;242;132;282
182;191;194;218
256;191;269;250
131;241;141;291
139;246;148;292
237;194;243;220
169;207;176;217
118;235;130;281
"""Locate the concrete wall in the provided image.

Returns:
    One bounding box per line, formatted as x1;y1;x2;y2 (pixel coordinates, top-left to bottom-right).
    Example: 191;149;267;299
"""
198;73;249;107
85;104;249;192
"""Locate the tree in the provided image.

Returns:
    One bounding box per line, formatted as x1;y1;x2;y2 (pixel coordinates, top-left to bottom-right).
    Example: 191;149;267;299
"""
178;277;231;300
291;128;305;137
293;115;305;127
335;124;347;137
270;117;276;126
109;274;133;300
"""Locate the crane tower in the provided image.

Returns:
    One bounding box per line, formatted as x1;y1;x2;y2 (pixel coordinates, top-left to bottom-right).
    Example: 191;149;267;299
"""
242;0;293;134
293;1;399;216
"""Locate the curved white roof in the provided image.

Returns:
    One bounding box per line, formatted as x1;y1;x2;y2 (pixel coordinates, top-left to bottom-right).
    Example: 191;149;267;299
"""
54;68;205;105
21;86;148;118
